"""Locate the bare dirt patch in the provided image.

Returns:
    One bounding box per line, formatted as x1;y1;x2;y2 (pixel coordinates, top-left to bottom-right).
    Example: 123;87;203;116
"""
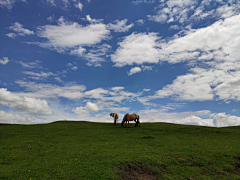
233;155;240;173
116;162;159;180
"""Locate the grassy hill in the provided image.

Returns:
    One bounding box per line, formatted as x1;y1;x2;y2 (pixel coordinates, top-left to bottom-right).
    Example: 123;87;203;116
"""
1;121;240;179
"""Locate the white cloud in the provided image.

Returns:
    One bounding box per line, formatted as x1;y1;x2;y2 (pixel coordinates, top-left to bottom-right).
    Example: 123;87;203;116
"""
136;19;145;25
169;25;180;30
154;65;240;102
70;47;86;56
54;77;63;83
8;22;34;37
12;97;54;116
212;112;240;127
0;0;26;9
132;0;155;5
0;88;22;102
83;87;141;103
0;57;9;65
72;102;98;114
139;109;211;123
111;15;240;102
71;66;78;70
23;71;55;80
176;115;213;126
84;44;111;66
46;0;56;6
36;17;110;53
107;19;134;32
19;61;41;69
111;32;161;67
139;109;240;127
111;86;125;91
85;15;103;24
35;17;110;66
47;15;54;22
0;88;53;116
6;33;17;38
142;65;153;71
148;0;197;24
148;0;240;24
66;62;78;70
15;80;86;100
160;15;240;63
0;110;37;124
75;2;83;11
128;67;141;76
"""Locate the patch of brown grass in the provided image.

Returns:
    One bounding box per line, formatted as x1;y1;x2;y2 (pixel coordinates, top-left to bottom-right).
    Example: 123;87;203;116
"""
116;162;159;180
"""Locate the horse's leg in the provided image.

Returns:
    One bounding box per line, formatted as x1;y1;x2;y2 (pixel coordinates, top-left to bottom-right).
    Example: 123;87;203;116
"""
134;119;137;127
128;120;130;127
138;117;140;127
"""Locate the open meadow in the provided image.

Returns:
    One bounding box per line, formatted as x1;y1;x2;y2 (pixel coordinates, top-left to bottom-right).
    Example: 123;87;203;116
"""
1;121;240;179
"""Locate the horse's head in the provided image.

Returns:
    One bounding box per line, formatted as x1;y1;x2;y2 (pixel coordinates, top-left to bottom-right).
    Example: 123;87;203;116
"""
110;113;114;117
121;121;124;128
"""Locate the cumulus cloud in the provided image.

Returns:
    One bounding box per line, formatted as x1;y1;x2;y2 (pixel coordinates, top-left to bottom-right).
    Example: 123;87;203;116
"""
0;57;9;65
0;88;22;102
177;113;240;127
12;97;54;116
112;14;240;102
72;102;98;114
111;32;161;67
128;67;141;76
0;88;53;116
176;115;213;126
140;109;240;127
152;64;240;102
139;109;211;123
159;15;240;64
7;22;34;38
107;19;134;32
0;110;37;124
36;17;109;52
35;17;110;66
213;113;240;127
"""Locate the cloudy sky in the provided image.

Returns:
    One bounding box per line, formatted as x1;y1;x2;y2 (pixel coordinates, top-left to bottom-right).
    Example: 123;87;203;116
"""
0;0;239;127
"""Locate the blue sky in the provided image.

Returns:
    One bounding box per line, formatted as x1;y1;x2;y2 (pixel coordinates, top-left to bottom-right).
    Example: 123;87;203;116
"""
0;0;239;127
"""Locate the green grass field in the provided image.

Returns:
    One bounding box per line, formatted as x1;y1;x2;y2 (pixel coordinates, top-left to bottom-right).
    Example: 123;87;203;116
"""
1;121;240;179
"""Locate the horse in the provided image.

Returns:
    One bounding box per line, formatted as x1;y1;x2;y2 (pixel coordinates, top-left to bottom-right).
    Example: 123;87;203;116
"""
121;113;140;128
110;112;119;125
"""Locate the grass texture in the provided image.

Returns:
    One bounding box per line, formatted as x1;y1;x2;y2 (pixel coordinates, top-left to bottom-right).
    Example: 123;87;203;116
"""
1;121;240;179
